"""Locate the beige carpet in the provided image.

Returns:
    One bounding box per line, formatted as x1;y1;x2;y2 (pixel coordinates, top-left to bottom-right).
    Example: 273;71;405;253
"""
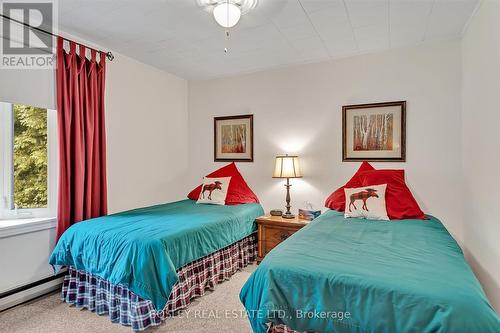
0;265;257;333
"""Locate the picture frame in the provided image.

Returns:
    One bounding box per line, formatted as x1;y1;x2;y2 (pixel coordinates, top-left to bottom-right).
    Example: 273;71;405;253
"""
214;114;254;162
342;101;406;162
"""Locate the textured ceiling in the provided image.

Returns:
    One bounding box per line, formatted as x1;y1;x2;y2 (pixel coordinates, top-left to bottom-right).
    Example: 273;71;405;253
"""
58;0;479;80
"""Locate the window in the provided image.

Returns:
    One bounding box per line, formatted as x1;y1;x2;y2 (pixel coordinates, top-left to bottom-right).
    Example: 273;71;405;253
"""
1;101;56;219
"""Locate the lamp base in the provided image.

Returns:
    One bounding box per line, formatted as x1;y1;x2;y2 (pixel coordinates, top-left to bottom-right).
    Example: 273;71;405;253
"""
282;212;295;219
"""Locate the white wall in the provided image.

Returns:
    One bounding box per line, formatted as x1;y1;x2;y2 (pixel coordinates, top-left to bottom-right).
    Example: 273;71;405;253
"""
105;54;188;213
188;41;464;241
0;39;189;293
461;0;500;312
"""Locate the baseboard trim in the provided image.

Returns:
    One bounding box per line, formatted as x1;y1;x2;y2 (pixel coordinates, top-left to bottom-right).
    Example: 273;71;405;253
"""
0;272;66;312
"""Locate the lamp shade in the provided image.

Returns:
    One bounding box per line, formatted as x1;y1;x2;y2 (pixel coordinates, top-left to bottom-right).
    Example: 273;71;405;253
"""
273;155;302;178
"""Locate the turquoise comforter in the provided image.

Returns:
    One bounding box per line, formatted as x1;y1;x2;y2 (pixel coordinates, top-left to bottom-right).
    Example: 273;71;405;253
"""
50;199;263;310
240;210;500;333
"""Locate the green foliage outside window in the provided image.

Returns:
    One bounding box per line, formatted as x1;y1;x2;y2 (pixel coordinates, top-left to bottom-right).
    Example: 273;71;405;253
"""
13;104;48;208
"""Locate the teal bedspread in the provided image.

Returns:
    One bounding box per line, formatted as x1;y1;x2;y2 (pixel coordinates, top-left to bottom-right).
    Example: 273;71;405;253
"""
50;199;263;310
240;210;500;333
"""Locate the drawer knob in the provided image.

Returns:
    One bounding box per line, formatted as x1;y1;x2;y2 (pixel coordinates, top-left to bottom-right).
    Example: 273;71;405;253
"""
280;232;290;241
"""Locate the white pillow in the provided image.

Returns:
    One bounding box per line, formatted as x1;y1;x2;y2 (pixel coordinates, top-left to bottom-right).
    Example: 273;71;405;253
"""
344;184;389;220
196;177;231;205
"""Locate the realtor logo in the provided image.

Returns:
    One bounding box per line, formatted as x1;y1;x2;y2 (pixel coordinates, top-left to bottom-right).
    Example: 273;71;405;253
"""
1;0;57;69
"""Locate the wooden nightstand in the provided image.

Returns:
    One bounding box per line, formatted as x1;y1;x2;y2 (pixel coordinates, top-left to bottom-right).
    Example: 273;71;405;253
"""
256;215;311;263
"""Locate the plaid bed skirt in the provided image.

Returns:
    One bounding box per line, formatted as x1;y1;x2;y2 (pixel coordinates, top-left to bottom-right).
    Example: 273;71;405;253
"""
61;234;256;331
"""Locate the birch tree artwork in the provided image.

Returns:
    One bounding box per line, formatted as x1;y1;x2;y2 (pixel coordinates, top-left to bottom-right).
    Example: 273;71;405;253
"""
353;113;393;151
221;124;247;153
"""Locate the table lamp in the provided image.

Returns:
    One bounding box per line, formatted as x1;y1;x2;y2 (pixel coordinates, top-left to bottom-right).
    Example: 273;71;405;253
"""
273;154;302;219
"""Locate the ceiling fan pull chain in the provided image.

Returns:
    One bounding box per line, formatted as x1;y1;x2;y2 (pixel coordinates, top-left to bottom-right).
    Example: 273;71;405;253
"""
225;0;230;53
224;29;230;54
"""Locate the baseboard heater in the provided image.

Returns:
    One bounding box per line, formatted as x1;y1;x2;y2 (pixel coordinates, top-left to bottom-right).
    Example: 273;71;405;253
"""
0;270;67;312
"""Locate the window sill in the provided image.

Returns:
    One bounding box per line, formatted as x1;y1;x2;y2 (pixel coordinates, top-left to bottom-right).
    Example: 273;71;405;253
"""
0;217;56;239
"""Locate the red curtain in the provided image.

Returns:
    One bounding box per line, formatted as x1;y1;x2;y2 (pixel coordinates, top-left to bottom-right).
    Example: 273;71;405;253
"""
56;37;108;240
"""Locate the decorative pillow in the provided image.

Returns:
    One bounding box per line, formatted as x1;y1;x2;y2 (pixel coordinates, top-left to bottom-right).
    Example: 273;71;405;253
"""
188;163;259;205
196;177;231;205
324;161;375;211
344;184;389;220
358;170;426;220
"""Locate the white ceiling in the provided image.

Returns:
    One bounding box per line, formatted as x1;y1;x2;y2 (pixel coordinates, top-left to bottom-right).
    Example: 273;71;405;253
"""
58;0;479;80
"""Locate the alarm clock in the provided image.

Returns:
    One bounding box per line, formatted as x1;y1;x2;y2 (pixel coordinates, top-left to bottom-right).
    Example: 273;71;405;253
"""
270;209;283;216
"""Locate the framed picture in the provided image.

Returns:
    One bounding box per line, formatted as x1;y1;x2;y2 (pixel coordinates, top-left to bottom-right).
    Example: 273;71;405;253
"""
214;114;253;162
342;101;406;162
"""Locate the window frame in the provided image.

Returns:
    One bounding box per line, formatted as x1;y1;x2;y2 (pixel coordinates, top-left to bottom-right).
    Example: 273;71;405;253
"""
0;101;57;220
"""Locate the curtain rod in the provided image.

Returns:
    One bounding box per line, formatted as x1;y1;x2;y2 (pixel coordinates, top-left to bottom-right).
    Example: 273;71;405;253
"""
0;13;114;61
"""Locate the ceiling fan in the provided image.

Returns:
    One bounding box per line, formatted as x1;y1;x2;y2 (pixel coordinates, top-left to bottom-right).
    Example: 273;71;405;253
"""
197;0;258;28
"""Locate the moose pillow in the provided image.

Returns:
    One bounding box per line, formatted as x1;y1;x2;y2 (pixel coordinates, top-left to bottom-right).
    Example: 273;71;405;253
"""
196;177;232;205
344;184;389;220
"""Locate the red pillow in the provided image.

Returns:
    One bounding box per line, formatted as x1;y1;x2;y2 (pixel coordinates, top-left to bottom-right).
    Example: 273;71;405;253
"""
358;169;426;220
188;163;259;205
324;161;375;211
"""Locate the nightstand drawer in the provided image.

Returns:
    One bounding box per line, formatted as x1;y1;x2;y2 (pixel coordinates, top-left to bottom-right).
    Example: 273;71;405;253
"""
262;227;295;246
256;214;311;263
263;241;275;255
259;226;297;259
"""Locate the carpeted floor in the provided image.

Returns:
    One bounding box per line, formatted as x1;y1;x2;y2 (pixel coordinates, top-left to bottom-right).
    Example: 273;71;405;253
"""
0;264;257;333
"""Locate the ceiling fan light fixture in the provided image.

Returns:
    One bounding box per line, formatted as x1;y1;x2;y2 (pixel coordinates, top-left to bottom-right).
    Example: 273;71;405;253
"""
213;2;241;28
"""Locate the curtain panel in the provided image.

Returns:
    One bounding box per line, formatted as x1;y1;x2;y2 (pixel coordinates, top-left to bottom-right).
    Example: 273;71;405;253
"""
56;37;108;240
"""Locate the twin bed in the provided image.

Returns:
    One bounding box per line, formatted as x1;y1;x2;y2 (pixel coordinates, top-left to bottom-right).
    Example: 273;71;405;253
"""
240;211;500;333
49;199;264;330
49;181;499;332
